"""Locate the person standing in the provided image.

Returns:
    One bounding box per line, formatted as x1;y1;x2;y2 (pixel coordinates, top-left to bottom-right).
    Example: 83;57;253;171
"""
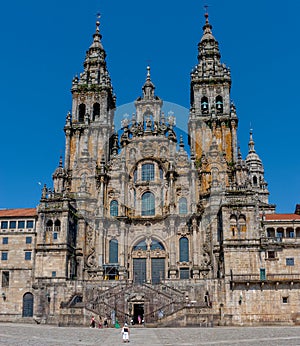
121;323;130;343
90;316;96;328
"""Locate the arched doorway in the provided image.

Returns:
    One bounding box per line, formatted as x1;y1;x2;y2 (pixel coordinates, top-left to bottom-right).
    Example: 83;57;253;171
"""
22;292;34;317
132;238;166;285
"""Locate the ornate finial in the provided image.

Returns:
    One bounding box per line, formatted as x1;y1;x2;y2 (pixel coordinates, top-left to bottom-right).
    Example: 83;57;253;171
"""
249;126;253;139
147;65;151;79
96;13;101;32
248;129;255;153
59;155;63;167
204;5;209;22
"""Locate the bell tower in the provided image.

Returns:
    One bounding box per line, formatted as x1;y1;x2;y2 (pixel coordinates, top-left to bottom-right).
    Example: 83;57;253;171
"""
63;16;116;201
188;12;238;165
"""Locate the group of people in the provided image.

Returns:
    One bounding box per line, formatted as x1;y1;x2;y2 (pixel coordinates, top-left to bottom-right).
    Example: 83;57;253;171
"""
89;316;108;329
89;316;130;342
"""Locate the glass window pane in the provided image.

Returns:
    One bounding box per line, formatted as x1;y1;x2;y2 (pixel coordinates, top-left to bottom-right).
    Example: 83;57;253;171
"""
110;200;118;217
142;192;155;216
1;221;8;229
179;237;189;262
150;239;165;250
2;237;8;245
25;252;32;260
1;252;8;261
179;198;187;215
18;221;25;229
26;220;34;228
26;237;32;244
142;164;154;181
133;240;147;251
9;221;16;229
109;239;118;263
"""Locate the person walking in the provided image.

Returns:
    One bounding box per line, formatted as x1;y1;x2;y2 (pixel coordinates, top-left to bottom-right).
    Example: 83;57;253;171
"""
121;323;130;343
89;316;96;328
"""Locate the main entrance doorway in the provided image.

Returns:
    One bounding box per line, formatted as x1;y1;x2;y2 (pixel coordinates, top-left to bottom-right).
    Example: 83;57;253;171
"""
133;303;144;324
132;237;166;284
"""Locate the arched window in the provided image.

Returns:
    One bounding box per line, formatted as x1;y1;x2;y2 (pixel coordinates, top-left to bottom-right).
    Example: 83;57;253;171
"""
239;215;246;232
78;103;86;122
22;292;34;317
230;215;237;236
201;96;209;113
267;227;275;238
133;239;147;251
142;163;154;181
54;220;61;232
179;237;189;262
109;239;118;263
142;192;155;216
216;95;223;113
179;197;187;215
253;176;258;186
133;238;165;251
150;239;165;250
110;200;118;217
93;103;100;121
46;220;53;232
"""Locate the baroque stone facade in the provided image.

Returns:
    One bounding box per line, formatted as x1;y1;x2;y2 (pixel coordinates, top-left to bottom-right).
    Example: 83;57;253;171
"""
1;13;300;326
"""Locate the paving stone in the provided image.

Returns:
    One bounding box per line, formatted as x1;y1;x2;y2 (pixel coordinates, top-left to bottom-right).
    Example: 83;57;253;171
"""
1;324;300;346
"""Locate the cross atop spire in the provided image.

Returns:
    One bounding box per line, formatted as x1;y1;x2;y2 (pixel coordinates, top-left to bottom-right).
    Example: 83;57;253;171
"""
204;4;209;23
90;13;103;49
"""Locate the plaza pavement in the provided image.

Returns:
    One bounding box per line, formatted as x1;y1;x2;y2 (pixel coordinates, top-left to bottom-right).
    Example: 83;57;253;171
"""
0;323;300;345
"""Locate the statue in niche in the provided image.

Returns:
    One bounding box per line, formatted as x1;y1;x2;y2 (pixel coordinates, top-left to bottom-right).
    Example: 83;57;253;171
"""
80;173;87;192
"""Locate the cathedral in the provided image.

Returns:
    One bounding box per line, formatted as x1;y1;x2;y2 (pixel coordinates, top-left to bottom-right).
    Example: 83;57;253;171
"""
1;13;300;327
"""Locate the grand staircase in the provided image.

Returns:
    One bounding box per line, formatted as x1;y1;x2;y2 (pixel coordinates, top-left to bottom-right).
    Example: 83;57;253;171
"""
84;282;208;326
59;282;212;327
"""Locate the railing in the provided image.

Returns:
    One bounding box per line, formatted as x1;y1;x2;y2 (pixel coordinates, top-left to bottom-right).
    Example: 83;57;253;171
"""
231;273;300;283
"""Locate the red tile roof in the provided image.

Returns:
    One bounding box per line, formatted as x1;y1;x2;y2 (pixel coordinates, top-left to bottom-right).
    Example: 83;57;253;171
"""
265;214;300;221
0;208;37;218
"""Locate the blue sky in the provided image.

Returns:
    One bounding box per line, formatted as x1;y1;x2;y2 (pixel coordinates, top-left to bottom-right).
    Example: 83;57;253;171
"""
0;0;299;213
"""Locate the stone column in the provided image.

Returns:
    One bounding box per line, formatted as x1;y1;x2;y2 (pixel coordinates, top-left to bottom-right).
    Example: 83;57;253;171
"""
64;129;71;171
168;218;177;279
231;120;237;162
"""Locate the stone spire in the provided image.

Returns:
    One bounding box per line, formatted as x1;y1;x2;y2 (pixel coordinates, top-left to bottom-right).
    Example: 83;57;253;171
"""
246;130;262;162
142;66;156;100
52;156;66;194
192;12;231;86
245;130;269;200
71;15;114;97
134;66;163;123
198;12;220;63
